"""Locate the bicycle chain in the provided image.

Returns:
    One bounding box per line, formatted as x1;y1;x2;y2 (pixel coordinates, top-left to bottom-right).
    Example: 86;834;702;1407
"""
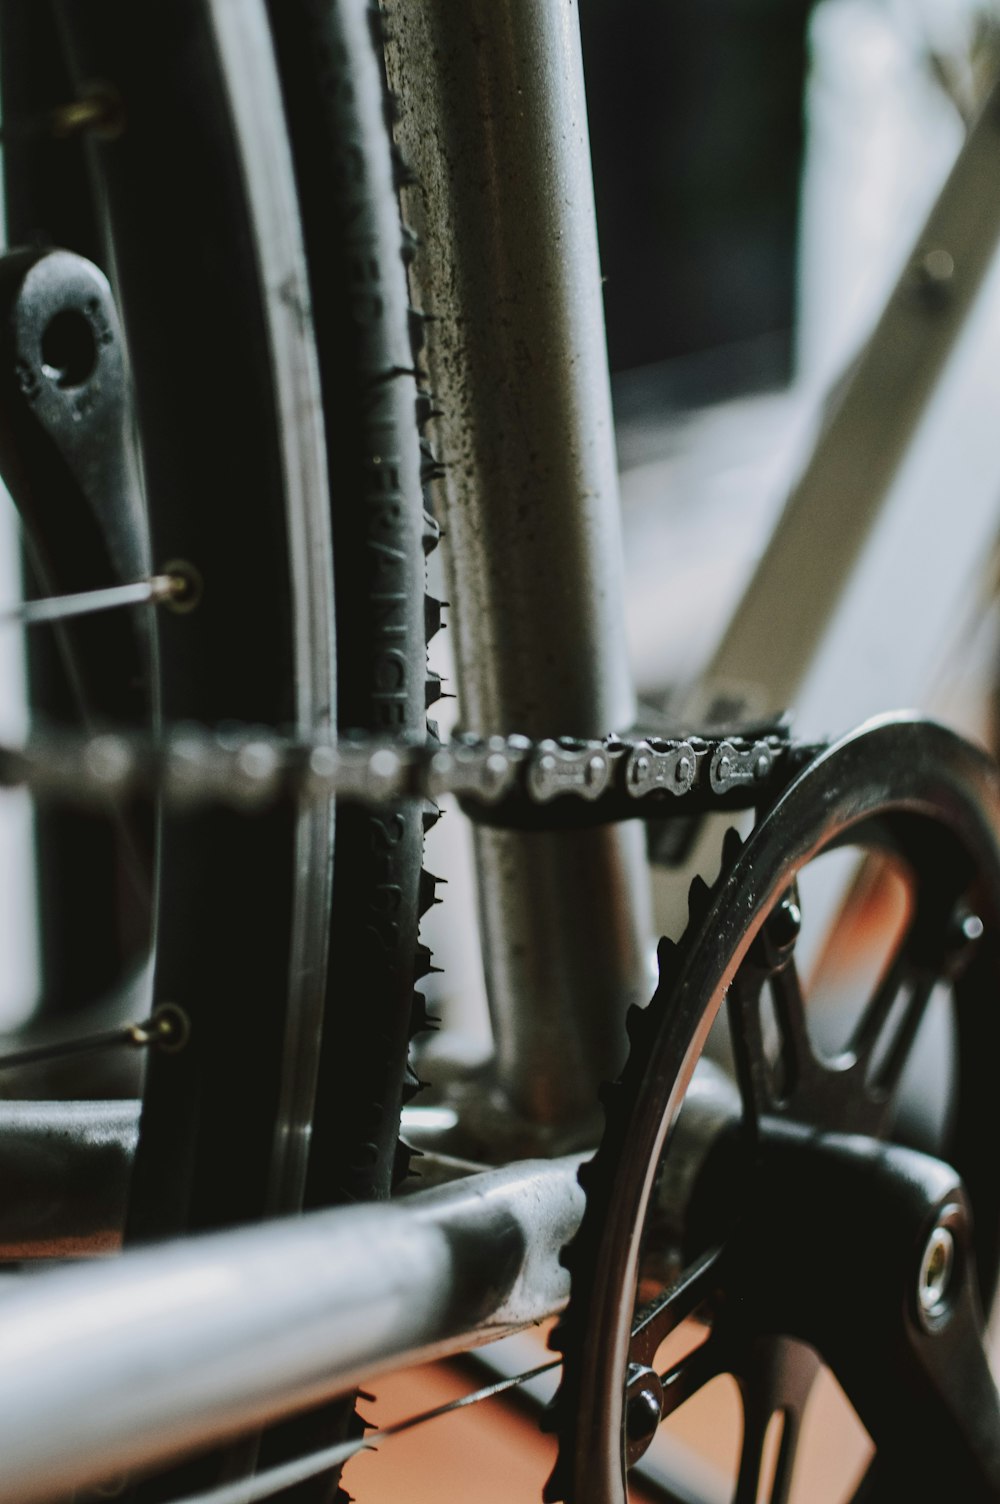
0;725;804;826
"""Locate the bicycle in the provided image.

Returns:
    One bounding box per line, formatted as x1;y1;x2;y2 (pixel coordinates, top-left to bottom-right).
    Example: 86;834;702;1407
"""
0;3;999;1503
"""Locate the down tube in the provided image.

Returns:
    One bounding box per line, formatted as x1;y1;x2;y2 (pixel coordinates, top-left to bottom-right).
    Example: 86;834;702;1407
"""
384;1;653;1130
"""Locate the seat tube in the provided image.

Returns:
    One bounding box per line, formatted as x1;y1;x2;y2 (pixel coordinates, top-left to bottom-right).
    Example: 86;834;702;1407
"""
385;0;653;1130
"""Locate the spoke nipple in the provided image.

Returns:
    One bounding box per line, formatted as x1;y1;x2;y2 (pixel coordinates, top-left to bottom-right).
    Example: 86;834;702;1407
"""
160;560;203;615
51;85;125;142
150;1003;190;1055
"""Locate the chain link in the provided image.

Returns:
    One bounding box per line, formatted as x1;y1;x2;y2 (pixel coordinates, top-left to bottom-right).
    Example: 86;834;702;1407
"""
0;724;799;824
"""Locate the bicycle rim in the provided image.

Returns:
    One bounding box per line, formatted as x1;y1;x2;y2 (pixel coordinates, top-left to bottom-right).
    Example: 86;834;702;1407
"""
0;0;432;1489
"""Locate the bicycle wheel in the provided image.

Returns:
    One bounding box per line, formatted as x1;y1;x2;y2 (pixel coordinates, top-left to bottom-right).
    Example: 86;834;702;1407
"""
0;0;432;1365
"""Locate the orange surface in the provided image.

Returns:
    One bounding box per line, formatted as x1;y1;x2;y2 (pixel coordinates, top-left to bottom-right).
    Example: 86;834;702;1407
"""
343;1359;663;1504
342;1353;871;1503
343;1361;559;1504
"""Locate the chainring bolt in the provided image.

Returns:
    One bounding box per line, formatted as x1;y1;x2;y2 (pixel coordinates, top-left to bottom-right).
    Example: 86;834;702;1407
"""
955;911;984;946
624;1363;664;1450
918;1223;955;1321
769;895;802;951
625;1387;661;1444
625;1389;661;1437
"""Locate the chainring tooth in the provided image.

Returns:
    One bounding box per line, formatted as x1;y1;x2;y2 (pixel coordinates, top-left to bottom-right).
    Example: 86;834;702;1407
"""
686;872;712;923
548;719;1000;1503
545;830;742;1502
721;825;745;866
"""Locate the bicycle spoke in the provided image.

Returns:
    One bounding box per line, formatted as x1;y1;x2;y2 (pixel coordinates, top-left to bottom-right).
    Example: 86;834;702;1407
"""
128;1358;562;1504
0;573;181;628
630;1247;722;1369
0;1005;184;1071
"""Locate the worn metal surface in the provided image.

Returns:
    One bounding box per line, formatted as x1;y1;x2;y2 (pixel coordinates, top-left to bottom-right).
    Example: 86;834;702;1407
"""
0;1155;583;1504
383;0;652;1125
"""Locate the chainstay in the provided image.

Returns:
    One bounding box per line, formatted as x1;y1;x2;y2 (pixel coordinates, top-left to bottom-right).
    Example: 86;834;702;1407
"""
0;725;810;827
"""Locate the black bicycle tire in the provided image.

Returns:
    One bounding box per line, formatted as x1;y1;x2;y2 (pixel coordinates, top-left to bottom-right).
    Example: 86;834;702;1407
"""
0;1;432;1492
38;0;333;1246
31;0;436;1234
254;5;442;1496
265;0;440;1221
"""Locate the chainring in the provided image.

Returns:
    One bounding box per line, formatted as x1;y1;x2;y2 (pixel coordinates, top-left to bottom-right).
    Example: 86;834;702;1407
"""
545;714;1000;1504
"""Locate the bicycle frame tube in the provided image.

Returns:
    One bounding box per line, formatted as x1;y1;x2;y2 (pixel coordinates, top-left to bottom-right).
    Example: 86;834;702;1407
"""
0;1061;742;1494
691;80;1000;744
384;0;653;1132
0;1156;584;1504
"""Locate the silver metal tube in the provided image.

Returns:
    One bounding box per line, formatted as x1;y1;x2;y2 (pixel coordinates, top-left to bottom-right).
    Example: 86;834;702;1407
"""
0;1054;740;1251
0;1156;583;1504
384;0;652;1127
0;1102;475;1255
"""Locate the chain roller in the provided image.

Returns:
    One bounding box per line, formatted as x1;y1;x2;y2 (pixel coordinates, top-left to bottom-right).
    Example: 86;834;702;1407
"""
0;724;799;826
